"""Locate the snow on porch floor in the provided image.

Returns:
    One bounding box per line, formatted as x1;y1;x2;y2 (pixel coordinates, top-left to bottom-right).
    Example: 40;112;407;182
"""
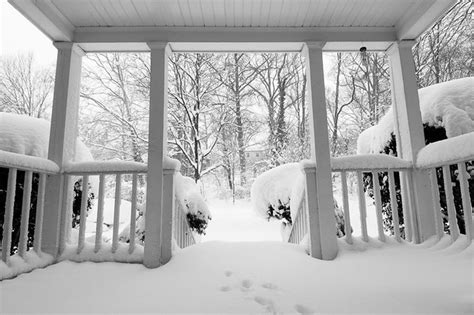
1;236;472;314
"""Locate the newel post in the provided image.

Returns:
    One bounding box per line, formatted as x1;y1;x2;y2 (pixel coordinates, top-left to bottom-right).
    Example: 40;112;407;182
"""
387;41;436;242
42;42;84;257
161;158;181;265
302;42;338;260
144;42;170;268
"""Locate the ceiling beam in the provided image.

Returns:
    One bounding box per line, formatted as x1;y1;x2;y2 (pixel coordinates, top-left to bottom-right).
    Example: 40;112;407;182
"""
8;0;74;41
73;26;398;45
396;0;457;40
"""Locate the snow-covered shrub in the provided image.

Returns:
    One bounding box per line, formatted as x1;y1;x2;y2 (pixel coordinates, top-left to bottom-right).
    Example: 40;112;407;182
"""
358;78;474;236
119;173;212;244
0;113;95;253
251;163;346;238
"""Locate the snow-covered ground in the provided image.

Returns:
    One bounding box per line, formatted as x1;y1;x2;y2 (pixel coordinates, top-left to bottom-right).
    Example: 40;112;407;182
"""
203;199;283;242
1;235;472;314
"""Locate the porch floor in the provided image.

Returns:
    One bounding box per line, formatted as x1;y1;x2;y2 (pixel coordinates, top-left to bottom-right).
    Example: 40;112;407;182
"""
1;236;472;314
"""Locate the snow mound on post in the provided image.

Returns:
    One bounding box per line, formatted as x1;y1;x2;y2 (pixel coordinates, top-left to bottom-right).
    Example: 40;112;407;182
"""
357;77;474;154
175;173;211;220
250;163;305;220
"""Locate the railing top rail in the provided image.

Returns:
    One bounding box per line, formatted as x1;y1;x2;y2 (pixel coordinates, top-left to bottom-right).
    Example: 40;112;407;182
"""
0;149;60;174
416;132;474;169
331;154;412;172
63;160;148;175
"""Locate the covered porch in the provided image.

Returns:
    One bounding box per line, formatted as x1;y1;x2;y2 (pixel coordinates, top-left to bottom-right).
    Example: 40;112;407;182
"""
1;0;472;279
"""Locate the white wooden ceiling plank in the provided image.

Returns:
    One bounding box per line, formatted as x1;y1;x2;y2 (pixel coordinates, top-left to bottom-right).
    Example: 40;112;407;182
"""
347;0;370;26
86;0;111;26
131;0;155;26
252;0;265;27
176;0;192;26
88;0;118;26
267;0;282;27
212;0;226;26
353;0;378;26
336;0;358;26
233;0;244;27
166;0;184;26
49;0;83;26
118;0;143;26
199;0;215;26
224;0;234;26
187;0;204;26
280;0;295;27
301;0;318;27
323;0;344;26
241;0;251;26
292;0;309;27
107;0;128;26
310;0;330;26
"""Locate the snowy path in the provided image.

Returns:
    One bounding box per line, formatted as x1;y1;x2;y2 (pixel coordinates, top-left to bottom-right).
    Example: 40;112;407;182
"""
203;199;283;242
1;237;472;314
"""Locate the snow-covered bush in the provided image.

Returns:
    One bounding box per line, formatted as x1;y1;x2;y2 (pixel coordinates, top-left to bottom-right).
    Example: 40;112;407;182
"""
0;113;95;253
119;172;212;244
357;78;474;236
251;163;346;238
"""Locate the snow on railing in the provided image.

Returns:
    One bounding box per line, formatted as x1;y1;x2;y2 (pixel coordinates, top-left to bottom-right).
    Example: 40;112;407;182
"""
286;155;415;252
286;196;307;245
416;135;474;243
61;161;148;262
0;149;57;279
173;197;196;249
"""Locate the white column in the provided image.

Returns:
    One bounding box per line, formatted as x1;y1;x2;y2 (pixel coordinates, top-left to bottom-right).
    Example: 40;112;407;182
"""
42;42;84;256
387;40;436;242
144;42;170;268
302;42;338;260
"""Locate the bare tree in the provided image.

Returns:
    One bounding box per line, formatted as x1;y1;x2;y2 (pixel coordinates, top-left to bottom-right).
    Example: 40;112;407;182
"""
0;54;54;118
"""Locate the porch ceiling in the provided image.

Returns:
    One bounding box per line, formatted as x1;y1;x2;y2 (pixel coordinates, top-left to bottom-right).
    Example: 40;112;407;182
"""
9;0;456;52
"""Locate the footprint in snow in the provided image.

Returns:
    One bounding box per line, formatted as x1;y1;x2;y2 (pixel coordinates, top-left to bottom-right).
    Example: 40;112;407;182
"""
261;282;278;290
219;285;232;292
241;279;253;290
295;304;314;315
254;296;277;313
224;270;233;277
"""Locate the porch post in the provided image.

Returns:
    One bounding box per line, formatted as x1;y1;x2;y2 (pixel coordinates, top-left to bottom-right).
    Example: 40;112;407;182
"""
42;42;84;256
387;40;436;242
144;42;170;268
302;42;338;260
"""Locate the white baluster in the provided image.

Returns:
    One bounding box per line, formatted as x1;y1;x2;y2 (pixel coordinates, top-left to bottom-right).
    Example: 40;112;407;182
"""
400;171;413;241
129;174;138;254
442;165;459;240
2;168;17;263
356;171;368;241
340;171;352;244
429;169;444;239
94;175;105;253
112;174;122;253
388;171;401;241
18;171;33;257
372;171;385;242
33;173;46;253
77;175;89;254
457;162;473;242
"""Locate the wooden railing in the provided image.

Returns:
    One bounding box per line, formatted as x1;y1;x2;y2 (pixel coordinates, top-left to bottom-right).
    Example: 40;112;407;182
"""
1;152;198;278
0;150;59;279
173;197;196;249
61;161;148;261
287;136;474;253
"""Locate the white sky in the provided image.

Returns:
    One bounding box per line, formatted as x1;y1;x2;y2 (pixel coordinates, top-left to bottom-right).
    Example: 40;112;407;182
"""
0;1;57;66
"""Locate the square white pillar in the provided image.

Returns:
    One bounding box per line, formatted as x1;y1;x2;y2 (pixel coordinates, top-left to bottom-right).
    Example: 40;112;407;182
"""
387;40;436;242
144;42;170;268
42;42;84;256
302;42;338;260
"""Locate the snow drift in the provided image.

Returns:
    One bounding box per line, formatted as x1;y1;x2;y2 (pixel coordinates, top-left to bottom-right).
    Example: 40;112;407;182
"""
357;77;474;154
